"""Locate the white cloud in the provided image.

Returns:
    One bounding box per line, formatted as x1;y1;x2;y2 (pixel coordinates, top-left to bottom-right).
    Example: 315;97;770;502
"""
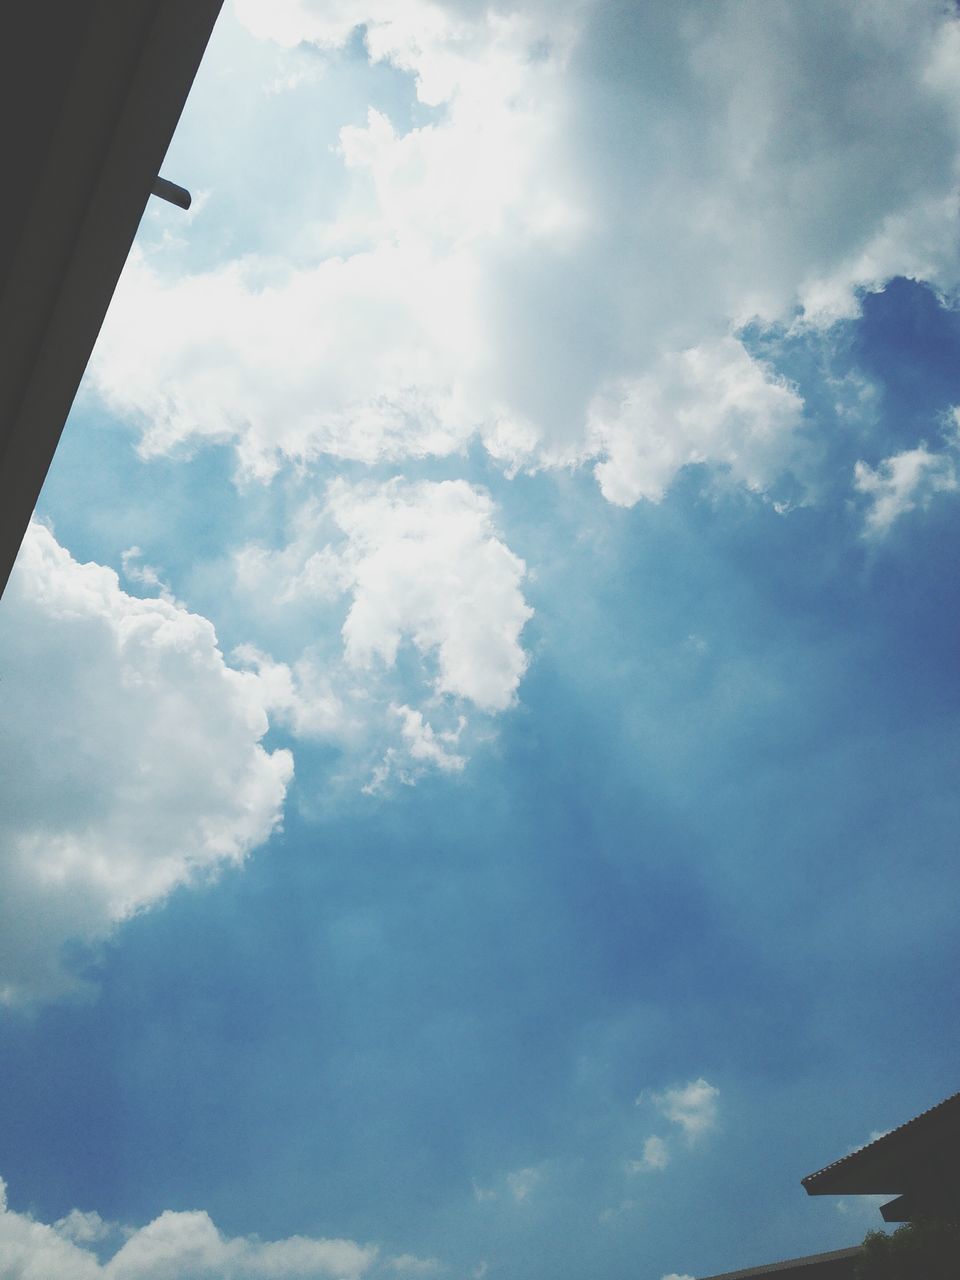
88;1;960;507
362;706;466;794
624;1081;717;1180
649;1078;719;1143
0;1174;376;1279
854;443;958;535
90;244;486;483
392;704;466;773
120;546;173;599
53;1209;114;1246
0;522;292;1004
235;645;349;741
589;337;803;507
661;1273;695;1280
233;479;530;786
626;1135;671;1174
329;479;531;713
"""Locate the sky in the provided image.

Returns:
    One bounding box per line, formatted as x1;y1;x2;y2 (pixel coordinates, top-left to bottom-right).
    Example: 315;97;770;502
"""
1;1;960;1277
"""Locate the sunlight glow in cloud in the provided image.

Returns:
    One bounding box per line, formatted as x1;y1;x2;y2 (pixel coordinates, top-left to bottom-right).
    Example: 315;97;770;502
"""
88;0;960;512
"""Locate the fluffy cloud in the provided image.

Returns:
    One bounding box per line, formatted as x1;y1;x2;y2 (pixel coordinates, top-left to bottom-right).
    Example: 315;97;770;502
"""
328;479;531;712
625;1080;717;1181
589;337;803;506
88;0;960;507
0;523;292;1004
0;1175;377;1279
854;443;959;535
90;244;485;482
649;1079;720;1143
234;479;530;787
235;477;530;783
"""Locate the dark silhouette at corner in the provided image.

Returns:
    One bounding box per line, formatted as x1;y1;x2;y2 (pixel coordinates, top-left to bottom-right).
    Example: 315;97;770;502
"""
0;0;223;598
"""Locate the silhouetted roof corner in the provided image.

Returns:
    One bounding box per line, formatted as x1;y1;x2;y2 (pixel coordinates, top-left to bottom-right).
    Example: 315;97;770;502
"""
0;0;224;598
801;1090;960;1197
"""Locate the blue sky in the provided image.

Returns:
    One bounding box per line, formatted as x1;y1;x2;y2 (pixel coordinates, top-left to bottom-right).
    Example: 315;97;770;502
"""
2;3;960;1278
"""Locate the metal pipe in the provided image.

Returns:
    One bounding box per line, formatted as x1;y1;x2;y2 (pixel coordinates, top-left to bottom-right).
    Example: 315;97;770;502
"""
150;175;191;210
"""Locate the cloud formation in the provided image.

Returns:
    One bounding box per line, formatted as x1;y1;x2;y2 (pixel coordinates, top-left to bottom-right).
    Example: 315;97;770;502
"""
650;1078;720;1142
235;477;531;786
0;523;292;1004
88;0;960;508
329;478;532;712
0;1175;377;1279
589;337;803;507
854;440;959;536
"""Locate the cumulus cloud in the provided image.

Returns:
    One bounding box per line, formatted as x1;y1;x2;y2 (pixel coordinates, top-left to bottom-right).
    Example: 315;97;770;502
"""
88;0;960;508
0;1174;378;1280
90;244;486;482
235;645;349;741
854;443;959;535
589;337;803;506
235;478;531;785
328;479;531;712
53;1209;114;1246
649;1078;720;1143
0;522;292;1004
624;1080;717;1183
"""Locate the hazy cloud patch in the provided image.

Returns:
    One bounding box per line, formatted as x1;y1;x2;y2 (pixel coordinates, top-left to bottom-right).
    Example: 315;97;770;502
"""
625;1135;671;1174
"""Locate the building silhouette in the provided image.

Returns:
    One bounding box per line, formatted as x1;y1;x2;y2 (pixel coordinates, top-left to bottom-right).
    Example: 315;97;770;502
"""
696;1090;960;1280
0;0;223;597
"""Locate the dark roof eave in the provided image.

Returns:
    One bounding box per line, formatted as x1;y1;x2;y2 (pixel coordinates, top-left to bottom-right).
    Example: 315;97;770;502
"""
0;0;224;597
802;1091;960;1196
